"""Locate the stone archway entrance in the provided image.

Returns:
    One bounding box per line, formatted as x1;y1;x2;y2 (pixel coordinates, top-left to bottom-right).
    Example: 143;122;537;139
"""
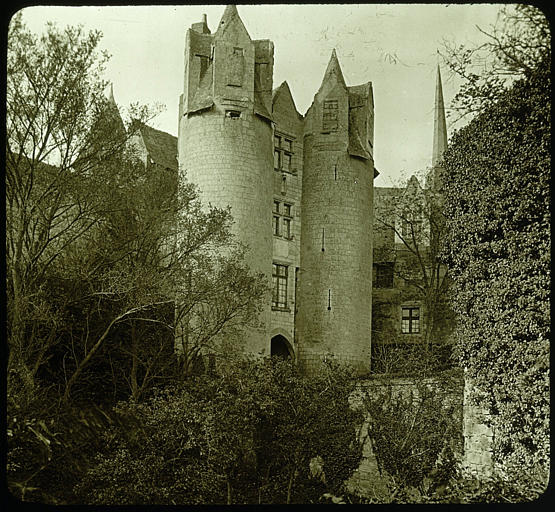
271;334;293;359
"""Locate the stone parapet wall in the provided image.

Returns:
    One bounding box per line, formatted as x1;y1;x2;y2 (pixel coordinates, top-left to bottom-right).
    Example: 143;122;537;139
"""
346;373;495;498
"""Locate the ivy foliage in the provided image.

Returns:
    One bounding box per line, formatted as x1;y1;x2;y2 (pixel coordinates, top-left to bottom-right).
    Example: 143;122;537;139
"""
442;52;550;478
74;357;363;504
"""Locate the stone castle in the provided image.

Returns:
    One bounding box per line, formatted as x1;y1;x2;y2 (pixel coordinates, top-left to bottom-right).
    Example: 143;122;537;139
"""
124;5;450;375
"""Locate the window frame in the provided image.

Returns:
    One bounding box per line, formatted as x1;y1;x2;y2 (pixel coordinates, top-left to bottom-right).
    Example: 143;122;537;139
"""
272;263;289;309
401;306;421;334
273;199;294;240
375;262;394;288
274;133;296;174
322;99;339;133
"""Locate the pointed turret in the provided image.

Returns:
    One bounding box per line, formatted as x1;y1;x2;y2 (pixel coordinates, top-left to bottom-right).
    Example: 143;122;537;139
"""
215;4;250;40
298;48;375;376
432;65;448;168
220;4;238;24
178;5;275;359
321;49;347;89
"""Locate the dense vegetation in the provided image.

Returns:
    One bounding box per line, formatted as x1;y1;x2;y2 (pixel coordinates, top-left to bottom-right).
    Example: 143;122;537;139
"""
6;15;267;503
74;358;363;505
442;4;550;488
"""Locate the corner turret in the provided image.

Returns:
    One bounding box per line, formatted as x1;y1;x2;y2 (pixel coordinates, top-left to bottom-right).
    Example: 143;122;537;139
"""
178;6;276;358
297;50;375;375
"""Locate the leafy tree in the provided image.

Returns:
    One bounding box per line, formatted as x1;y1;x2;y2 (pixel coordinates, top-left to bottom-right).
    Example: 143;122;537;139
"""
441;4;550;119
442;39;550;482
6;15;268;503
5;14;155;401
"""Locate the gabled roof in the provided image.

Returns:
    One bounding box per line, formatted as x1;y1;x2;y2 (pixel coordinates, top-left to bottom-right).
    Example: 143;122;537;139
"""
136;123;178;171
272;81;303;120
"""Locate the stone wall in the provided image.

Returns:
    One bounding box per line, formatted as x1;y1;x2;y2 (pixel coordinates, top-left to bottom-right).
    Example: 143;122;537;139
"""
461;374;495;478
270;83;304;353
179;108;274;356
346;373;495;498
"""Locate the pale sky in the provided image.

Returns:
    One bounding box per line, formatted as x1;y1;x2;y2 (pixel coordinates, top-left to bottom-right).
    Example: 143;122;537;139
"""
17;4;504;186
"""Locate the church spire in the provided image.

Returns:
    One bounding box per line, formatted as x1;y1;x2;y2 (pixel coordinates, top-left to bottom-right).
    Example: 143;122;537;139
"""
432;65;448;168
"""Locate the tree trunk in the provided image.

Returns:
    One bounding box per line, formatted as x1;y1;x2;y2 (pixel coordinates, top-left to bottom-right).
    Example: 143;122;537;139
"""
227;476;232;505
130;320;139;400
7;274;37;399
287;468;296;504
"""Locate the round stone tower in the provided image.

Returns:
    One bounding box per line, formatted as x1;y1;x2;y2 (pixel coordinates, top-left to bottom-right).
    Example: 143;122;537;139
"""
178;6;275;355
297;50;375;375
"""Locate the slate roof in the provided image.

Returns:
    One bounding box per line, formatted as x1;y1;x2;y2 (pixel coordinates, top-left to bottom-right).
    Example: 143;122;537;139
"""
138;123;178;171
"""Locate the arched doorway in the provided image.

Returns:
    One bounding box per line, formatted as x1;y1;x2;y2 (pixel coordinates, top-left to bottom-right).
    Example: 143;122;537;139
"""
271;334;293;359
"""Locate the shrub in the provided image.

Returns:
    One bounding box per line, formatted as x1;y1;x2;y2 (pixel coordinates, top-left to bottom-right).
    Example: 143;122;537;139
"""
361;374;462;501
74;356;364;504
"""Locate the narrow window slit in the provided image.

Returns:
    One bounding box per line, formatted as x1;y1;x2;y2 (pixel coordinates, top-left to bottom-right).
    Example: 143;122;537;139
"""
328;289;331;310
321;228;325;251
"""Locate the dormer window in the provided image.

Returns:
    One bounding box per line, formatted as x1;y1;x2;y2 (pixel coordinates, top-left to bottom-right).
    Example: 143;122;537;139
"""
323;99;338;132
227;47;244;86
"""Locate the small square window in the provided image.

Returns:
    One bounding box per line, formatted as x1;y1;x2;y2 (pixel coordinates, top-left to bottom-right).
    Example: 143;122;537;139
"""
401;307;421;334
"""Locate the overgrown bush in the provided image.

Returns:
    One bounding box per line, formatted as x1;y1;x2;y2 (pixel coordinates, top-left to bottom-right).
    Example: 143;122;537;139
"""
7;379;117;504
421;471;549;504
361;373;462;501
74;357;363;504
